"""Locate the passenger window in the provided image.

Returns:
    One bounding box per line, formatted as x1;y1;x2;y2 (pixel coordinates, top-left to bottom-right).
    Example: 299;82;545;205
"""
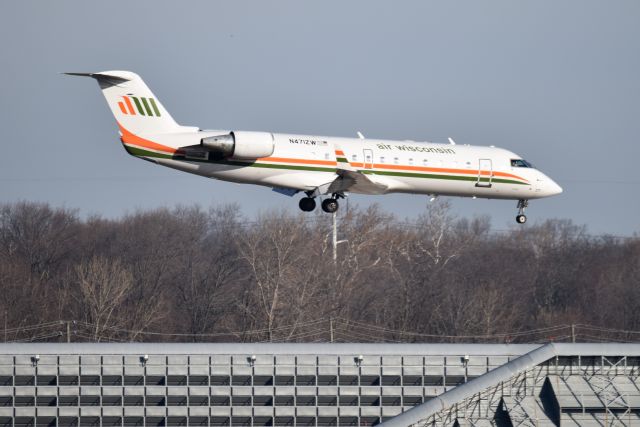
393;157;399;165
422;159;428;166
408;158;413;165
380;156;385;163
351;154;358;161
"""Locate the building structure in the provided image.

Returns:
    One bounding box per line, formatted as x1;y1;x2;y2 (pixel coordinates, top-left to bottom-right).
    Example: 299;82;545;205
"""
0;343;638;426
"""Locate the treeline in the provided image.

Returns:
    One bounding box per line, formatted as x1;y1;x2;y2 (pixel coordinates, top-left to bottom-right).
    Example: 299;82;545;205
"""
0;200;639;343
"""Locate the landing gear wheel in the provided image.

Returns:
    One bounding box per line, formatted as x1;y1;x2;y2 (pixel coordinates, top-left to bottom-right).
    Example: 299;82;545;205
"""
299;197;316;212
516;199;529;225
321;198;339;213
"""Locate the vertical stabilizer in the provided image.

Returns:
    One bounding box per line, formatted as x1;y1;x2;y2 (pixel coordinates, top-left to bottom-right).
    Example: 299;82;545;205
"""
65;71;182;135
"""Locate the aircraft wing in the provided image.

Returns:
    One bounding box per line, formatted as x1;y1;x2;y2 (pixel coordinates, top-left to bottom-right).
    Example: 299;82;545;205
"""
309;169;387;196
326;168;388;195
310;148;388;196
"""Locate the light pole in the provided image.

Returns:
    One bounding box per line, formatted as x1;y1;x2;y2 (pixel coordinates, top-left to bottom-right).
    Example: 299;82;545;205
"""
332;211;348;263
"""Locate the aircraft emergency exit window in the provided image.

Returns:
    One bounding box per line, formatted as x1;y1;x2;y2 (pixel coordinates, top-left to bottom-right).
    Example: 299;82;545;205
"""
511;159;533;168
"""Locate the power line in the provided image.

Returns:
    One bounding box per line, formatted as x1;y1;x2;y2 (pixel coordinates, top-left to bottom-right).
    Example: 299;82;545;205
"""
3;319;640;344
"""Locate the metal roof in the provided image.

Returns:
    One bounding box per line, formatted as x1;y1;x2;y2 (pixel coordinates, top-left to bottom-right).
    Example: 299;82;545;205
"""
381;343;640;427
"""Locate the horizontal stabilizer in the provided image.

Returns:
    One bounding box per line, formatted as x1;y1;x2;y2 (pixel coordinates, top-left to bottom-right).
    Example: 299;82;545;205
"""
64;72;131;85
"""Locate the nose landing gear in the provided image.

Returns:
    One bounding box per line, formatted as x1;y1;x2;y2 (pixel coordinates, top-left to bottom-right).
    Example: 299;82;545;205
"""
516;199;528;224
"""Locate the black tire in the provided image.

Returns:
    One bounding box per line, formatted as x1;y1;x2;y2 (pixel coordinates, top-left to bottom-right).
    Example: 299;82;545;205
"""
516;214;527;224
299;197;316;212
321;198;339;213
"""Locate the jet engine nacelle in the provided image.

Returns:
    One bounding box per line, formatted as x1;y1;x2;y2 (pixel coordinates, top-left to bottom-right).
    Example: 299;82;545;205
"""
201;131;274;159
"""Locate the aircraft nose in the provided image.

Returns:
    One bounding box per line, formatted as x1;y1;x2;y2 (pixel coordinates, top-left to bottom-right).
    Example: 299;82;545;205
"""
548;179;563;196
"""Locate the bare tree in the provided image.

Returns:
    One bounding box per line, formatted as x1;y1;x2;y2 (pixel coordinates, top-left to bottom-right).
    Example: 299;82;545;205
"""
1;200;639;344
73;257;133;341
174;205;240;340
236;213;312;341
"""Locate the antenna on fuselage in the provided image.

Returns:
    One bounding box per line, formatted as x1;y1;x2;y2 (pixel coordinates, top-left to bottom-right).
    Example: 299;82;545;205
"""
448;137;456;145
357;131;365;139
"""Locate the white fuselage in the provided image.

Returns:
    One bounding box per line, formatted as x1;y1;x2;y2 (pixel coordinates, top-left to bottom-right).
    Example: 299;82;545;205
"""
145;131;562;201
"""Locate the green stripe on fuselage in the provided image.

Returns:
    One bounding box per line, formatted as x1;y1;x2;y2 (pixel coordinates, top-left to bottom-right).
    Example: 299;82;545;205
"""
123;145;173;159
123;145;528;185
362;169;527;185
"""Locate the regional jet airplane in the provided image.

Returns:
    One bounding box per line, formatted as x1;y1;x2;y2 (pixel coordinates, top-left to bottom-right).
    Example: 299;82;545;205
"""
68;71;562;223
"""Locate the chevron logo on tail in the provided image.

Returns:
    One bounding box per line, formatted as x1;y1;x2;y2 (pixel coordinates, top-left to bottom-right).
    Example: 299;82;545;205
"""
117;95;162;117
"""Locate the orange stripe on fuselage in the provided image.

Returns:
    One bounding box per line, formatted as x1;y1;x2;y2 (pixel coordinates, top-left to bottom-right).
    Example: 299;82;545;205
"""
373;163;526;181
118;102;127;114
117;124;334;163
342;161;527;182
115;123;528;183
335;150;345;156
117;122;178;154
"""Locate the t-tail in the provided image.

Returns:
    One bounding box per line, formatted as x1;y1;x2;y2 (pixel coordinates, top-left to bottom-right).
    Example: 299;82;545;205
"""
64;71;184;135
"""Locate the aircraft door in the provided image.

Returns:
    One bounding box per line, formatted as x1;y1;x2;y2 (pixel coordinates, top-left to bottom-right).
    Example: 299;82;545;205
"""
476;159;493;188
363;149;374;169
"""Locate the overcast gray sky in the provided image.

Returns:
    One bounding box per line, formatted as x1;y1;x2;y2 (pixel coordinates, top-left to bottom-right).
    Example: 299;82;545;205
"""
1;1;639;234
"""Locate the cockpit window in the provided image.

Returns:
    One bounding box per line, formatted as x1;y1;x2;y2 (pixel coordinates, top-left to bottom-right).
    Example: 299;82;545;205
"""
511;159;534;168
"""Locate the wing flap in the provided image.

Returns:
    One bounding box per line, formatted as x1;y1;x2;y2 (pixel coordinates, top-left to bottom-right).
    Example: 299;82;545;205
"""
328;169;387;195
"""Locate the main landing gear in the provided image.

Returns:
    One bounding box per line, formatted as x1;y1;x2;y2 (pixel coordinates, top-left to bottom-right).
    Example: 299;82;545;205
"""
321;198;339;213
298;193;343;213
298;197;316;212
516;199;528;224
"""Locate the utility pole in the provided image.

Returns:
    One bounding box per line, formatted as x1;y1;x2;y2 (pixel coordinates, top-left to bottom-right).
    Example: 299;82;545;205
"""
571;324;576;343
66;321;71;343
332;212;347;264
332;212;338;262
